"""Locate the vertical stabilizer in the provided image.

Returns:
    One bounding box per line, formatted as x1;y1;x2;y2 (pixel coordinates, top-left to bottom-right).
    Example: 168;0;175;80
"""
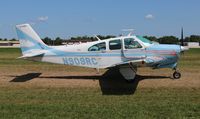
16;24;48;55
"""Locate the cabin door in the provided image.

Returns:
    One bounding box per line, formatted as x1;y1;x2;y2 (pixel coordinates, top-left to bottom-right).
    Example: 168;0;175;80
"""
122;38;146;61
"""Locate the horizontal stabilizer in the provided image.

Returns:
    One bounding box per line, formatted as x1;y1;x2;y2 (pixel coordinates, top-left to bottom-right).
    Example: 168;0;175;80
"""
18;51;45;59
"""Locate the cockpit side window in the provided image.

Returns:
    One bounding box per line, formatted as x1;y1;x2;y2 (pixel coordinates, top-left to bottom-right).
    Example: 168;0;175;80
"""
124;38;142;49
109;39;121;50
88;42;106;51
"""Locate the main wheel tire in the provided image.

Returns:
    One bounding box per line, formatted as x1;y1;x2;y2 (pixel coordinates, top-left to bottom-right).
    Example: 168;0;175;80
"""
173;71;181;79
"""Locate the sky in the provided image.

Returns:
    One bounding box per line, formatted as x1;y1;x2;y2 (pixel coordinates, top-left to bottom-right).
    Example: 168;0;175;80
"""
0;0;200;39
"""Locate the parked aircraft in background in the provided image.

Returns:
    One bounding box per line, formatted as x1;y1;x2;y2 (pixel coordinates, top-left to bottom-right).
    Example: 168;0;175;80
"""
16;24;188;82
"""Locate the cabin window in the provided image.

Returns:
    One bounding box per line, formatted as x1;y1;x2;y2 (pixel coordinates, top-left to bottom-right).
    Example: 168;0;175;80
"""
109;39;121;50
124;38;142;49
88;42;106;51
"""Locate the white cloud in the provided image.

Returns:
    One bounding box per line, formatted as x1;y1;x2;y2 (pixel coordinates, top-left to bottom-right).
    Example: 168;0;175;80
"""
145;14;154;20
37;16;49;22
25;16;49;25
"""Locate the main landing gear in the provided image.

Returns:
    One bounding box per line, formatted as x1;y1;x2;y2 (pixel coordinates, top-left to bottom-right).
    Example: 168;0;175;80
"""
173;69;181;79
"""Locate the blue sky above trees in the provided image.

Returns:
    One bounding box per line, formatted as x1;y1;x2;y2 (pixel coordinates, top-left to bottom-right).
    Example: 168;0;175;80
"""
0;0;200;39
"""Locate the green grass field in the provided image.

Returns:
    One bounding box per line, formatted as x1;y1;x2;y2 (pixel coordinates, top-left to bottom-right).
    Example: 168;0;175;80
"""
0;48;199;119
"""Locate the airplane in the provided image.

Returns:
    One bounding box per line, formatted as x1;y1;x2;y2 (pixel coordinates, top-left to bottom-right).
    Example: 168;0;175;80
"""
15;24;188;82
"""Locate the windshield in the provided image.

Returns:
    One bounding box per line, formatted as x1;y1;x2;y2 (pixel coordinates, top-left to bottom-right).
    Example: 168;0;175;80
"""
136;36;152;44
124;38;142;49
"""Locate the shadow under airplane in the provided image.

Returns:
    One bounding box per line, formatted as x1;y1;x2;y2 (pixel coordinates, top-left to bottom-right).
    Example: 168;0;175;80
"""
9;70;169;95
98;69;169;95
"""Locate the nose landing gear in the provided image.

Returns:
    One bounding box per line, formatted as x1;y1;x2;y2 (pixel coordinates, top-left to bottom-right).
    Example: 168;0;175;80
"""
173;70;181;79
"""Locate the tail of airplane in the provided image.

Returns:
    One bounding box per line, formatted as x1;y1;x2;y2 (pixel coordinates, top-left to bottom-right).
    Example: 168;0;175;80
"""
16;24;49;57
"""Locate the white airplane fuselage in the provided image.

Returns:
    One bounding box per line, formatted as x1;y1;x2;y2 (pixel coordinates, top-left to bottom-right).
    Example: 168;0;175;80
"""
16;24;188;81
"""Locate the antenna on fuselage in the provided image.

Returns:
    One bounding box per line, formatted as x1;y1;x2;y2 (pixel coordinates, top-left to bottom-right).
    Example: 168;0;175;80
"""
94;35;101;41
122;29;135;36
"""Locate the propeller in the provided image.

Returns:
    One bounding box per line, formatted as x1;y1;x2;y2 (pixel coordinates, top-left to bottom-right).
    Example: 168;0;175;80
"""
180;27;189;53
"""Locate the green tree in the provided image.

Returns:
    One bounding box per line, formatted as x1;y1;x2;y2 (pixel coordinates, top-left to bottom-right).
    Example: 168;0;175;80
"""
69;35;115;42
54;37;63;45
143;36;158;42
97;35;115;40
184;37;190;42
42;37;52;45
10;38;17;41
158;36;179;44
184;35;200;42
189;35;200;42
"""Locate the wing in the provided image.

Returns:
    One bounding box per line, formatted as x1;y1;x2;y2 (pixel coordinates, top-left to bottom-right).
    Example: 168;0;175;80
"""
109;57;145;68
107;59;143;80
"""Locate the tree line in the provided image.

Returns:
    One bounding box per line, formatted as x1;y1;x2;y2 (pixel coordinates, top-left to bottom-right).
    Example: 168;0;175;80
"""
144;35;200;44
0;35;200;45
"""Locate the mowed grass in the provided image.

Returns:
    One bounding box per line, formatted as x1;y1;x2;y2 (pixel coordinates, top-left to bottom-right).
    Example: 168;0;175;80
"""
179;48;200;68
0;88;199;119
0;48;200;119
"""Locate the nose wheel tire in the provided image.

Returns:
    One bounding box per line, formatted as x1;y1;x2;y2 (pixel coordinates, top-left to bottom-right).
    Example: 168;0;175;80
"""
173;71;181;79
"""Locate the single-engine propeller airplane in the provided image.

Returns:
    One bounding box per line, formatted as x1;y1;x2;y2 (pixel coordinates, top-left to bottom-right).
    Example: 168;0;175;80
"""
16;24;188;82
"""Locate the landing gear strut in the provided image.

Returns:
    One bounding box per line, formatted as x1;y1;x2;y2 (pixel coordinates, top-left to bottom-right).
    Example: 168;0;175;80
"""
173;70;181;79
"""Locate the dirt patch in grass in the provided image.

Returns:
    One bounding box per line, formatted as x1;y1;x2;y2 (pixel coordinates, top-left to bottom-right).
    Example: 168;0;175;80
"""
1;68;199;90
